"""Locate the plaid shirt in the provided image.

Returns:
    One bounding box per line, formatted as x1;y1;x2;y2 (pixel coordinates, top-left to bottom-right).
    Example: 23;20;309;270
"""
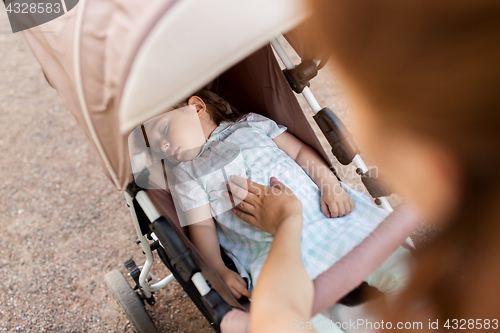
170;113;390;290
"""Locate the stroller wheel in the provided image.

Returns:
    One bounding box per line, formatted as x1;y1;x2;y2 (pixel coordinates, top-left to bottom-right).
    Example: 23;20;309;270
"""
104;269;158;333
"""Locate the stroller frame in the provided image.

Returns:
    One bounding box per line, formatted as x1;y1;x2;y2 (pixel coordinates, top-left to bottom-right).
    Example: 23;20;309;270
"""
123;191;177;299
111;37;414;333
21;0;419;330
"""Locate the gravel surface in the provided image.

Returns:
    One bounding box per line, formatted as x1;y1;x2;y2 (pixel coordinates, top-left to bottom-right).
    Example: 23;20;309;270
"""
0;8;211;333
0;7;435;333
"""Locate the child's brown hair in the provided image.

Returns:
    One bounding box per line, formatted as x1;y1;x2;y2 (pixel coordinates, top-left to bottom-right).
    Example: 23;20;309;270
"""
174;88;245;126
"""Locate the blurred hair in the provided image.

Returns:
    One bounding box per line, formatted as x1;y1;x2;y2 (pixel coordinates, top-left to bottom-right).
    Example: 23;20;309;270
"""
311;0;500;324
173;88;245;126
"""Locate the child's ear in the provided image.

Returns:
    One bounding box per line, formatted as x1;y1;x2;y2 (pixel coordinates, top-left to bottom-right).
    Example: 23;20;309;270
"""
188;96;207;116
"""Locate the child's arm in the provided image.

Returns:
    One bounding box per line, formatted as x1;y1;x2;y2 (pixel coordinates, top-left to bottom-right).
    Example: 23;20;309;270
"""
187;207;251;300
273;132;354;218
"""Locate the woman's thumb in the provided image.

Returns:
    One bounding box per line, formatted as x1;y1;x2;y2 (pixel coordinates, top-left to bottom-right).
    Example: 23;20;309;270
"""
270;177;285;190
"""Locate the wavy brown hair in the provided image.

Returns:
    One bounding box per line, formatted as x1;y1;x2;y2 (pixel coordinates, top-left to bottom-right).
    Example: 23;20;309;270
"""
311;0;500;325
173;88;245;126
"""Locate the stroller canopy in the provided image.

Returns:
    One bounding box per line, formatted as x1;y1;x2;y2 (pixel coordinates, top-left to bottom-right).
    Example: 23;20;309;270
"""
23;0;308;191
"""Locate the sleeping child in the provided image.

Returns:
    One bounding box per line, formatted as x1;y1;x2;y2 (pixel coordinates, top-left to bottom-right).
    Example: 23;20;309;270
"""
143;89;411;300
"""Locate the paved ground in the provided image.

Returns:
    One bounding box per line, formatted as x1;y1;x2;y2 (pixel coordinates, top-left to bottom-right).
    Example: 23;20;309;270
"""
0;6;435;333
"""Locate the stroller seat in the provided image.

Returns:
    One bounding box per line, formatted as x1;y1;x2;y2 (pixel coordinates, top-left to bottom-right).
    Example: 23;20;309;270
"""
128;45;418;332
129;43;338;312
22;0;421;329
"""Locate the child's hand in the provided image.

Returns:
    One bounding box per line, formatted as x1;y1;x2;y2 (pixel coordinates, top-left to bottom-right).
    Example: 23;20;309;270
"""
220;268;252;300
320;182;354;218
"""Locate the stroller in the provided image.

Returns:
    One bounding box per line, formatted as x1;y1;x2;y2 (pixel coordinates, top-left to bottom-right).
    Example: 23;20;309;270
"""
22;0;421;332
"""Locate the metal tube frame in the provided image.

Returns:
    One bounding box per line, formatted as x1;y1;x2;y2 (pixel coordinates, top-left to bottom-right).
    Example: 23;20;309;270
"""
124;192;173;297
123;191;212;296
271;37;415;248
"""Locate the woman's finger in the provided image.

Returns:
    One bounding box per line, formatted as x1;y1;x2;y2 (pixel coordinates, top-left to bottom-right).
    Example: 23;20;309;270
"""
269;177;286;191
224;181;259;207
270;177;296;198
224;181;259;208
235;200;255;215
225;181;253;203
232;207;259;226
230;175;263;196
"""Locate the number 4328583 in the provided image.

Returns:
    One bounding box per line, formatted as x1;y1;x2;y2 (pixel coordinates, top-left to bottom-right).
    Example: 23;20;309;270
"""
444;319;498;330
5;2;61;14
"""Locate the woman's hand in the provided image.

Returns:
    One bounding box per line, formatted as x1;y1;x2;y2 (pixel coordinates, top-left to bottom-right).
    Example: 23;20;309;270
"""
222;175;311;333
223;175;302;235
320;179;354;218
224;176;313;333
219;267;252;300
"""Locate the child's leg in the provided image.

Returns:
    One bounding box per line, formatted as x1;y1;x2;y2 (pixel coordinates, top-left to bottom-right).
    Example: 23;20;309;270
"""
364;245;414;302
319;246;413;331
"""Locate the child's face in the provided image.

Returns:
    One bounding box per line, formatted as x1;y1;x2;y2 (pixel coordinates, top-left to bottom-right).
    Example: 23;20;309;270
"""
143;104;207;165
